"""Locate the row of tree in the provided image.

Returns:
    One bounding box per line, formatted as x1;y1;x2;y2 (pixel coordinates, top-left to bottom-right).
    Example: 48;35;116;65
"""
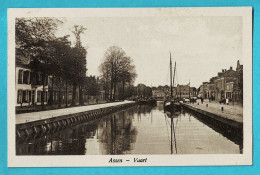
16;18;87;108
99;46;137;101
16;18;139;108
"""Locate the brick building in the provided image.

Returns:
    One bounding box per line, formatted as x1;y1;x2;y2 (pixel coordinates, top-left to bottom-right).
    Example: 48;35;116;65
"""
199;60;243;103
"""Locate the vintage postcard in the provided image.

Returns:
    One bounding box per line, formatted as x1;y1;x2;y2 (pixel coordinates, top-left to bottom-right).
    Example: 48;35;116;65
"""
8;7;252;167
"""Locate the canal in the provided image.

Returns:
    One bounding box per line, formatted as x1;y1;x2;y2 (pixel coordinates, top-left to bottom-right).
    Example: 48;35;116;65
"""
16;102;242;155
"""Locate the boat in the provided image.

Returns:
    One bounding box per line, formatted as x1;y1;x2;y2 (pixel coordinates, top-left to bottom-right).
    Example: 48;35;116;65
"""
164;52;181;112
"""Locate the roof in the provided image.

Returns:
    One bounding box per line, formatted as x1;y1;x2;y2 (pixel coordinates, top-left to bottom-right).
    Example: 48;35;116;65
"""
222;69;237;77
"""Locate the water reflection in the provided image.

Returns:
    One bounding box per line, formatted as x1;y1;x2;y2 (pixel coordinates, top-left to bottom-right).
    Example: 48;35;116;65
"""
165;110;180;154
100;112;137;155
16;102;242;155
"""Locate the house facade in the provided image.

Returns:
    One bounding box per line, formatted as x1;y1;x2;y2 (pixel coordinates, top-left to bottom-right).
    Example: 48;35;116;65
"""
198;60;243;103
16;64;48;107
152;89;165;99
176;85;197;98
200;82;215;99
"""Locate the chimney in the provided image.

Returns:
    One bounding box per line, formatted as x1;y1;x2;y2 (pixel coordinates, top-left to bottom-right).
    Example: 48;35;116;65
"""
230;66;232;70
222;69;224;72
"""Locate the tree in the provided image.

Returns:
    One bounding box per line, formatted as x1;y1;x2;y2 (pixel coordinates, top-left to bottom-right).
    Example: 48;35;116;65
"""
99;46;137;101
16;17;62;109
99;63;111;101
117;56;137;99
16;18;61;58
83;76;99;99
70;25;87;106
48;36;72;107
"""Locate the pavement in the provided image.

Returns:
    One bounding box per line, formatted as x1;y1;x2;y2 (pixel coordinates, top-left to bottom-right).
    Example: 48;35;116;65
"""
16;100;107;114
16;101;135;125
185;99;243;123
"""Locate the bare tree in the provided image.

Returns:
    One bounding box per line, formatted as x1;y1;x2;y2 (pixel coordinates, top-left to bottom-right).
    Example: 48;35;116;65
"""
99;46;137;101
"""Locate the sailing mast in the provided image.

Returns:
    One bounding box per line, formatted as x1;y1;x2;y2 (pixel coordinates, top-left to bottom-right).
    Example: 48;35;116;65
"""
170;52;173;98
173;62;176;98
170;52;177;99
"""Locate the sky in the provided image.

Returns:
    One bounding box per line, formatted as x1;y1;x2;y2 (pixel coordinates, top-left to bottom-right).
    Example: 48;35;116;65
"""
55;16;242;88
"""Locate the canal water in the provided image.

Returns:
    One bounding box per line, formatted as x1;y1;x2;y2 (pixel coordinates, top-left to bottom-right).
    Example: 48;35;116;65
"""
16;102;242;155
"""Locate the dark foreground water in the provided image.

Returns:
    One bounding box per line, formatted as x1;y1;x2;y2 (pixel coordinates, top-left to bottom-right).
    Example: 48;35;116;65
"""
16;102;242;155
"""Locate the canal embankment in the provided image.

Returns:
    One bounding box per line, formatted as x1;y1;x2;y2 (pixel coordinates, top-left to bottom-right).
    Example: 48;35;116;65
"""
16;101;136;140
181;100;243;150
181;100;243;129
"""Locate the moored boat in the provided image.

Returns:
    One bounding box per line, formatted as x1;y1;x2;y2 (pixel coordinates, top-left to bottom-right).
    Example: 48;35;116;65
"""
164;52;180;112
164;100;181;111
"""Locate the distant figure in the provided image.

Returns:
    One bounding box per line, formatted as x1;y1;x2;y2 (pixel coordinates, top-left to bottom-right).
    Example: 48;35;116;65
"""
201;97;203;104
226;98;229;105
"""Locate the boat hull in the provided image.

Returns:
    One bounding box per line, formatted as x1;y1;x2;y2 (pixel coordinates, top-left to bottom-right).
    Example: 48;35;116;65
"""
164;101;181;112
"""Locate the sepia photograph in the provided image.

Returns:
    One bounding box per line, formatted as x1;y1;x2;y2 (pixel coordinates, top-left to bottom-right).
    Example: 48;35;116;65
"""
7;7;252;167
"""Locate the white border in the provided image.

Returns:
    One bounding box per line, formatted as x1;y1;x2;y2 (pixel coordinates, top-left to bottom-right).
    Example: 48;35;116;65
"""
8;7;252;167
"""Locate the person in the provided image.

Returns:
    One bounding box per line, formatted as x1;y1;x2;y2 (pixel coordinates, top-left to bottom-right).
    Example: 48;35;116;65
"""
201;97;203;104
226;98;229;105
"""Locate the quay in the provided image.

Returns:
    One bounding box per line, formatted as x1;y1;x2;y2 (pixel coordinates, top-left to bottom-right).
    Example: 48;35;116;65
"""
181;99;243;129
16;101;136;140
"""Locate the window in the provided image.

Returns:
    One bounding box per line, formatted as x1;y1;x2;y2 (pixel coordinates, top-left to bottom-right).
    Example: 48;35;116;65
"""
17;90;22;103
37;73;42;85
37;90;41;102
30;72;36;85
23;71;30;84
22;91;27;103
28;90;31;103
18;70;23;84
45;91;48;102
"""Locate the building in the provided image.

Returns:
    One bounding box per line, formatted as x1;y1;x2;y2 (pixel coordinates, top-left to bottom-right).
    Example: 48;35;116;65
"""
16;57;48;106
214;67;237;101
199;60;243;103
176;84;197;98
152;89;165;99
152;85;175;99
47;76;68;105
234;60;243;101
199;82;215;100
